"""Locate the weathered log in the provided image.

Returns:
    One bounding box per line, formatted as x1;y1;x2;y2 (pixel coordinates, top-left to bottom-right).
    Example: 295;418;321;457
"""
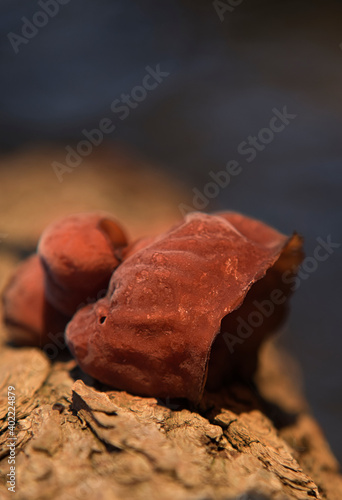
0;336;341;500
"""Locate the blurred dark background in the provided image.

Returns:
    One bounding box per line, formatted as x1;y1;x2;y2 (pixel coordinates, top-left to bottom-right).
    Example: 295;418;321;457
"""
1;0;341;461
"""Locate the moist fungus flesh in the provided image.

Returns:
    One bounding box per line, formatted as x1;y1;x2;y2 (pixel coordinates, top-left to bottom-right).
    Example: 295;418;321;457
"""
66;212;303;402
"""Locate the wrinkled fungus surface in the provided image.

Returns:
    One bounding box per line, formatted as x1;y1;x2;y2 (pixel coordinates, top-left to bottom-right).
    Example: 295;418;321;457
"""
66;212;303;402
1;210;303;400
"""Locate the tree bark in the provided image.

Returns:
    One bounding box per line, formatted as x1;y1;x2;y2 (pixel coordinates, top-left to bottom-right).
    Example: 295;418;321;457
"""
0;337;341;500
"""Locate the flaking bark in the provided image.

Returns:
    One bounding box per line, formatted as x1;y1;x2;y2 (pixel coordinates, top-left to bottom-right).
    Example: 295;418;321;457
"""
0;339;341;500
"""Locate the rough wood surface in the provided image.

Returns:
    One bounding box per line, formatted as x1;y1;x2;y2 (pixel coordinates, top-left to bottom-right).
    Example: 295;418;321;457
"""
0;338;341;500
0;148;341;500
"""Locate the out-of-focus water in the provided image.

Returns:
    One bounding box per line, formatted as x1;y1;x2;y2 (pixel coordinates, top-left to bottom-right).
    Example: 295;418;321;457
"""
1;0;341;461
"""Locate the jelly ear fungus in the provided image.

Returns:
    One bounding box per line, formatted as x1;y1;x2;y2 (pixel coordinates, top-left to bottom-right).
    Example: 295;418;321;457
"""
38;212;128;316
2;254;69;347
207;212;303;390
66;212;303;403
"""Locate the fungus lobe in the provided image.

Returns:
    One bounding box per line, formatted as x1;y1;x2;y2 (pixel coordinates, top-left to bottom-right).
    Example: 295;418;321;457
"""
38;212;128;316
2;254;69;347
66;212;303;402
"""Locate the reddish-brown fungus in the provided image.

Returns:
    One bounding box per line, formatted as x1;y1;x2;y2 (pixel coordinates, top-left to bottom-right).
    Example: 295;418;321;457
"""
2;254;69;347
207;213;303;389
121;236;157;261
66;212;303;402
38;212;128;316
